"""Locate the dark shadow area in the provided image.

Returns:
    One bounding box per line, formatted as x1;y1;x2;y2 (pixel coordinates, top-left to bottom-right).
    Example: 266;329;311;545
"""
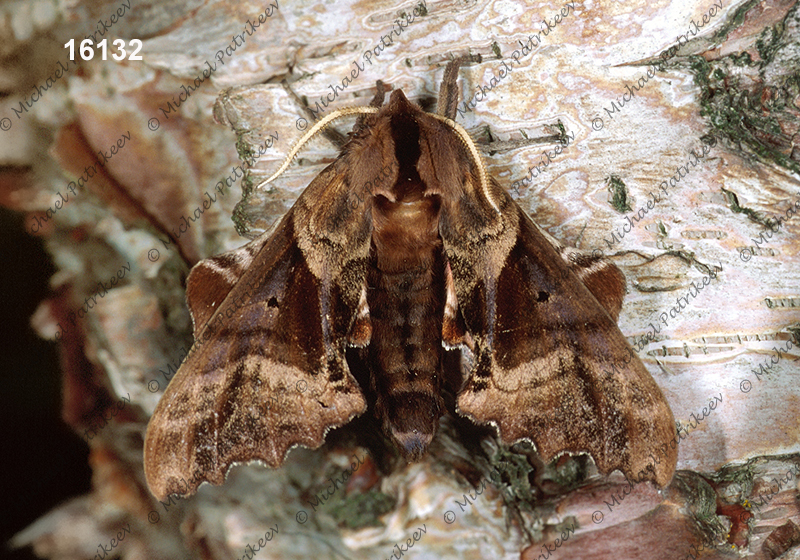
0;207;92;560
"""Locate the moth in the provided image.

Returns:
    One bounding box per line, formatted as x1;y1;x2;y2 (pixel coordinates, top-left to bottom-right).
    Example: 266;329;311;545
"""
144;58;677;500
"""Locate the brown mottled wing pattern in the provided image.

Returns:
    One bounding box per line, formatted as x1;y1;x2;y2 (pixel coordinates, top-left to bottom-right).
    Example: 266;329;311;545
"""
535;225;627;322
437;175;677;486
144;164;372;500
182;234;263;337
421;56;675;485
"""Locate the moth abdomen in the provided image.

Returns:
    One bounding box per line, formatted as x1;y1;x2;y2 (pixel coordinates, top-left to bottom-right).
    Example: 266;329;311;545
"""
365;243;447;459
364;162;449;460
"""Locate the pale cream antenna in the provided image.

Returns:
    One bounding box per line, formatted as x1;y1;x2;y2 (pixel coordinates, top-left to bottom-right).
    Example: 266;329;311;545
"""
256;104;499;215
257;106;379;189
429;114;499;214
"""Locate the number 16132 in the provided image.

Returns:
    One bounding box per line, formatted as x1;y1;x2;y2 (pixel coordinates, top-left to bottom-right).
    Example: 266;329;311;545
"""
64;39;142;61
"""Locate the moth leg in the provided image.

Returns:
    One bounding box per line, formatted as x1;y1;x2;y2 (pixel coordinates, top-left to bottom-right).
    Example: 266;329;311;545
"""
369;80;388;107
436;56;565;155
437;53;482;119
353;80;390;133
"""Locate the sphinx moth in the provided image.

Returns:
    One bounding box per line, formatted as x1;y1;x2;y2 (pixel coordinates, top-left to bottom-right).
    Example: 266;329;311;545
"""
144;58;677;500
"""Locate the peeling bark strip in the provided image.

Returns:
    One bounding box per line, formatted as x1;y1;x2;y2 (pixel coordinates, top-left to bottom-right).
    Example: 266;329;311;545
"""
297;58;368;129
158;1;280;120
457;1;578;118
661;0;724;61
362;0;428;64
235;524;278;560
92;523;131;560
601;0;724;121
751;463;800;513
300;1;427;127
83;393;131;442
306;453;366;511
158;133;278;251
602;137;715;251
383;524;427;560
28;132;132;234
510;131;576;195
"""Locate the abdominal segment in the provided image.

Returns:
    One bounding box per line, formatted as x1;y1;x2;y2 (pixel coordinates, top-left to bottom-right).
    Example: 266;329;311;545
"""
366;192;447;461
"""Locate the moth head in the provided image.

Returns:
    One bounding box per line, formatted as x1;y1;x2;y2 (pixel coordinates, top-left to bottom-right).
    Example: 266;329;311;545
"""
382;89;499;214
255;87;499;214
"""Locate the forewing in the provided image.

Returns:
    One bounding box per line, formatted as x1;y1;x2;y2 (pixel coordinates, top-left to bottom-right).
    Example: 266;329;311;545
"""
533;223;626;321
144;165;372;500
441;187;677;487
183;235;264;337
